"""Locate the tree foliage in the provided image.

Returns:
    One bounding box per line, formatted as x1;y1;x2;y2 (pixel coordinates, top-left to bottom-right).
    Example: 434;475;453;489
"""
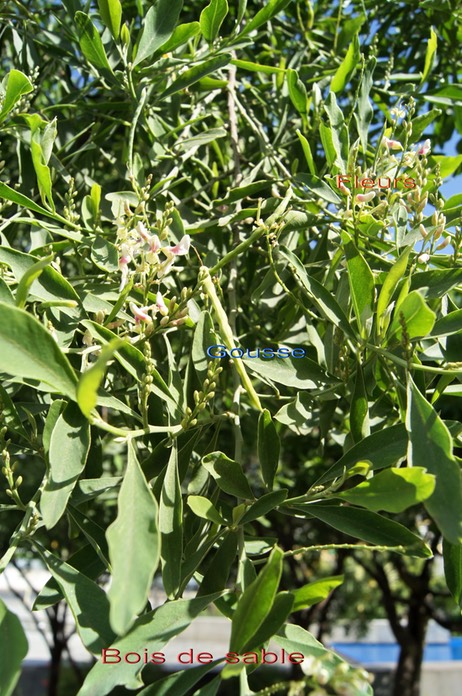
1;1;462;694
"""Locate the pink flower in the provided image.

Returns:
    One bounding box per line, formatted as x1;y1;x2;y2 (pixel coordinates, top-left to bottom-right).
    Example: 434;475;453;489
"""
156;292;169;316
355;191;376;203
135;221;150;242
157;251;175;279
129;302;152;323
417;139;431;156
382;137;403;151
149;234;161;253
165;234;191;256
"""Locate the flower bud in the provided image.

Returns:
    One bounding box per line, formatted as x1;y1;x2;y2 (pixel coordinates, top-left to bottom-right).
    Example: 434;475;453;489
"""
356;191;376;203
437;236;451;250
419;224;427;238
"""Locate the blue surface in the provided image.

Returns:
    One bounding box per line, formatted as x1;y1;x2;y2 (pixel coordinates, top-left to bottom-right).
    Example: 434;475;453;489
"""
330;639;462;664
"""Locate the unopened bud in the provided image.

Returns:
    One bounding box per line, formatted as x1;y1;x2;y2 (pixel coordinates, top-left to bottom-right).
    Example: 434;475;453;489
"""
419;224;427;238
437;236;451;250
418;252;430;264
356;191;376;203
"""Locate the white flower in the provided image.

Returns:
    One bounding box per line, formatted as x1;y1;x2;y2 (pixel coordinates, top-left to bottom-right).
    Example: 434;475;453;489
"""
417;139;431;156
402;151;416;167
165;234;191;256
390;106;406;121
135;221;150;242
150;234;161;253
418;252;430;264
382;137;403;150
157;251;176;279
155;292;169;316
129;302;152;323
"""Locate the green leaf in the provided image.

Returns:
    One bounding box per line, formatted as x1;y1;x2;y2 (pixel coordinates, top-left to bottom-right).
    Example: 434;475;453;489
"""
0;384;29;441
244;355;335;389
337;467;436;513
411;268;462;298
294;173;342;204
231;58;286;75
81;321;143;379
159;55;230;100
192;311;217;380
69;506;110;567
299;504;432;557
97;0;122;39
40;402;91;529
421;26;437;83
323;92;349;172
296;129;316;175
432;309;462;337
0;278;14;305
200;0;229;43
75;11;113;72
202;451;254;499
443;539;462;607
257;409;280;489
287;69;307;114
187;495;224;524
15;253;53;308
280;246;355;338
387;290;436;343
240;591;294;653
292;576;344;612
91;236;119;272
159;443;183;599
350;363;370;443
274;391;315;434
0;70;33;123
354;56;376;154
316;424;408;485
157;22;200;55
431;155;462;179
33;543;106;611
0;181;65;224
77;338;125;418
0;598;28;696
407;378;462;544
240;0;291;36
377;246;412;330
342;231;374;333
0;246;80;307
33;542;115;653
0;302;77;398
134;0;184;66
197;531;238;596
230;546;283;652
26;115;57;211
240;490;288;525
107;443;160;635
138;661;222;696
331;33;360;93
78;593;222;695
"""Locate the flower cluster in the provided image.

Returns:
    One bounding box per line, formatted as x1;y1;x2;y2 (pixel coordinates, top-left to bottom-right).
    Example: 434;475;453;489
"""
301;654;373;695
118;220;191;292
114;197;192;333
